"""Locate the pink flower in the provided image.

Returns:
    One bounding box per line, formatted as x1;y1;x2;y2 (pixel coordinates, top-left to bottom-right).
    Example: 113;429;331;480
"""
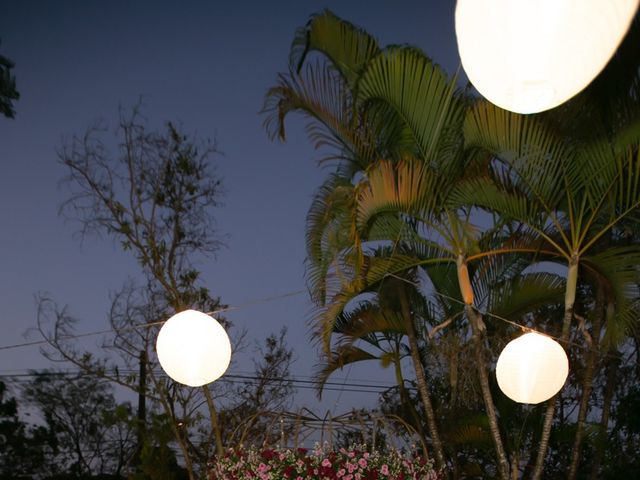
207;445;441;479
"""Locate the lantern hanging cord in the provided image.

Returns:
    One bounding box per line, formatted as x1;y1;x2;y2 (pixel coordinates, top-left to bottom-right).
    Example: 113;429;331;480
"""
383;272;609;355
204;289;306;316
0;289;307;352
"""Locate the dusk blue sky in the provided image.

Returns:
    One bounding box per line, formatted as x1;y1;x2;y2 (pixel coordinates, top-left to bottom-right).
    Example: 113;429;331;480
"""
0;1;459;412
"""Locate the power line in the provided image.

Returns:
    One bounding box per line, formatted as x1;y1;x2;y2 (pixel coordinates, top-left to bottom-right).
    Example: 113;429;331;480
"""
0;270;617;359
8;377;389;396
0;369;400;394
0;366;396;388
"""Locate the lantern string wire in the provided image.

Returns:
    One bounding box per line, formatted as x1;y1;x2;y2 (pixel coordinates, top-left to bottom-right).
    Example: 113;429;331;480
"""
0;273;625;359
383;272;614;355
0;289;307;352
204;289;307;316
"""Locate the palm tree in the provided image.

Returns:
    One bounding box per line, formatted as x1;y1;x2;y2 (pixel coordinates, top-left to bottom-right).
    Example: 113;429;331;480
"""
264;11;462;470
265;11;543;478
313;280;433;455
459;95;640;478
266;9;640;479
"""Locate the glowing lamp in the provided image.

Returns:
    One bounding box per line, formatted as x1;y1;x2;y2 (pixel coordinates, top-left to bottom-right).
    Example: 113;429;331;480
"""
156;309;231;387
496;332;568;404
455;0;639;113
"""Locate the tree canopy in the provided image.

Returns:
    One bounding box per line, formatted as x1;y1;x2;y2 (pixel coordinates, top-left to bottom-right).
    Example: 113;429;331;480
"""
264;9;640;480
0;44;19;118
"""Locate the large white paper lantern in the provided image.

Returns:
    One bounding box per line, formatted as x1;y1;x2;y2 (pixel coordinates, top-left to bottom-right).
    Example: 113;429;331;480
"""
496;332;569;404
455;0;639;114
156;309;231;387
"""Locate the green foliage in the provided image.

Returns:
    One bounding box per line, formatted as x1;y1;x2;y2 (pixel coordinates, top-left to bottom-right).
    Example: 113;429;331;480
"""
58;104;225;312
266;8;640;479
21;372;136;477
289;9;380;87
219;329;295;448
0;381;53;479
131;413;188;480
0;44;19;118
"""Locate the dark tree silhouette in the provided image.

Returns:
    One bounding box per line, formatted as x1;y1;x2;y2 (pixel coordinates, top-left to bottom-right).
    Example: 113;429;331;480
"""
0;44;19;118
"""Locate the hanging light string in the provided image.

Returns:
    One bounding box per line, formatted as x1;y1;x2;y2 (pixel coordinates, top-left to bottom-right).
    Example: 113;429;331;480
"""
0;289;306;352
382;272;620;356
0;273;627;358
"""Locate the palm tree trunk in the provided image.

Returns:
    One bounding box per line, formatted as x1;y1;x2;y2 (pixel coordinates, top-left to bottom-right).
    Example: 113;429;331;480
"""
589;350;620;479
393;354;430;459
510;454;520;480
567;288;603;480
398;286;447;472
532;259;578;480
456;257;510;480
466;304;511;480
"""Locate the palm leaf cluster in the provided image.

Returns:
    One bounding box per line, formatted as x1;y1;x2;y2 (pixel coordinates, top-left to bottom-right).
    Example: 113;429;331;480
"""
264;10;640;480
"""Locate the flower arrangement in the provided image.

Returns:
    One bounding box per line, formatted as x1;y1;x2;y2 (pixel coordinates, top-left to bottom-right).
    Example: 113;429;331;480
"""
208;444;443;480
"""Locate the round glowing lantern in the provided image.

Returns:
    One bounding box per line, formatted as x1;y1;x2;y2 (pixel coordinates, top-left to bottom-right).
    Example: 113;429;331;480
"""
496;332;569;404
455;0;639;114
156;309;231;387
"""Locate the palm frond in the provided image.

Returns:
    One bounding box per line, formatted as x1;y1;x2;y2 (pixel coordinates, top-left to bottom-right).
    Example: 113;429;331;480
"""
582;246;640;308
356;159;444;233
305;174;357;304
263;62;376;170
603;298;640;348
289;9;380;88
444;421;491;447
334;304;406;341
488;272;566;322
314;248;452;352
452;175;543;229
356;46;464;164
314;345;379;396
464;100;572;216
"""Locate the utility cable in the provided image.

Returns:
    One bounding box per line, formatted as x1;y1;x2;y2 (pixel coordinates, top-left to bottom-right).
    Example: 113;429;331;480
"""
0;369;398;391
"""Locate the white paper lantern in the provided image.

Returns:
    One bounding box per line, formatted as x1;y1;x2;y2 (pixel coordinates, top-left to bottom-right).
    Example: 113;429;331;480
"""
156;309;231;387
496;332;569;404
455;0;639;114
